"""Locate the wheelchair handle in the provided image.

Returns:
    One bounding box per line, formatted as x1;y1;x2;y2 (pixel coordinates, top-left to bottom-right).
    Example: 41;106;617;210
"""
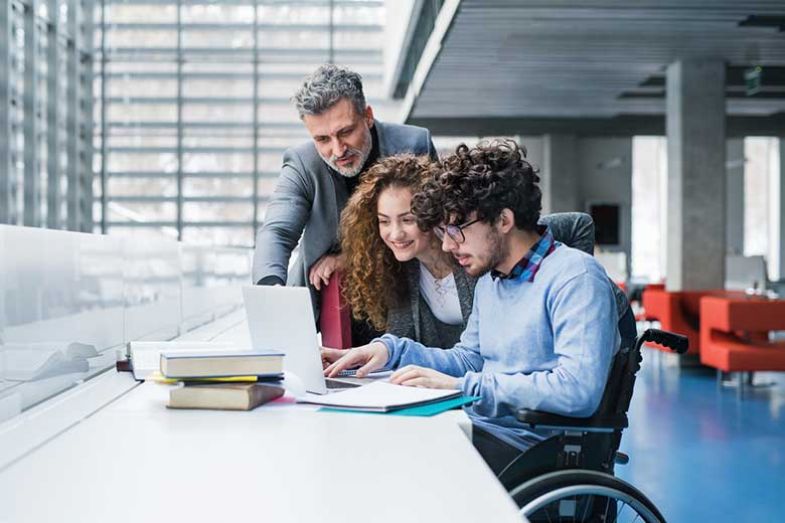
636;328;689;354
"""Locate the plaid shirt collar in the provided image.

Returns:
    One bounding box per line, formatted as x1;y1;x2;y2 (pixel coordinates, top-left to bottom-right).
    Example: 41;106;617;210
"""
491;226;558;282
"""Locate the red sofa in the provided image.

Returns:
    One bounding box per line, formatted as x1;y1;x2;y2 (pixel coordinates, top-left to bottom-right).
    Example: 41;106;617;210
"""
641;287;744;356
699;296;785;373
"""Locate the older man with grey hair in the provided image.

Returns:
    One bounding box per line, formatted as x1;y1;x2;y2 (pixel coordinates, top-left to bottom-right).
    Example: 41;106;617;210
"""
252;64;437;334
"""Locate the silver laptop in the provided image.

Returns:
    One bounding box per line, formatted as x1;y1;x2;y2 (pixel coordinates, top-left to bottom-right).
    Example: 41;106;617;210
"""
242;285;362;395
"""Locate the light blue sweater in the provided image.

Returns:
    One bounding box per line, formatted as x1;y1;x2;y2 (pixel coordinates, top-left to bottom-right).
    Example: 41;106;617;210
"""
378;243;620;450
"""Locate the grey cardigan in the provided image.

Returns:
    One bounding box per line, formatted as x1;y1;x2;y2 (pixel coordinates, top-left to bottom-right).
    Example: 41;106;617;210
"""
386;212;629;348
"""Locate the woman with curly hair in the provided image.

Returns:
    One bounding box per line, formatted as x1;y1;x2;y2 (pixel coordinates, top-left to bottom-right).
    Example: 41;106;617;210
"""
338;148;599;350
339;154;469;348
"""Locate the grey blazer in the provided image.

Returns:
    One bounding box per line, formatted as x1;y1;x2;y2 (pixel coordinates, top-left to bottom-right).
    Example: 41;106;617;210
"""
252;120;437;316
386;212;604;348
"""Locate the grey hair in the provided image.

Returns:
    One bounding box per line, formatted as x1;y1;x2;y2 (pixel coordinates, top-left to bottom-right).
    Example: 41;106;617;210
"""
292;64;366;118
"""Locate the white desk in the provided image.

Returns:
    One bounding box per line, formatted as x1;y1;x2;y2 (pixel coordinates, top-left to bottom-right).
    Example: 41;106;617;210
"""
0;316;524;523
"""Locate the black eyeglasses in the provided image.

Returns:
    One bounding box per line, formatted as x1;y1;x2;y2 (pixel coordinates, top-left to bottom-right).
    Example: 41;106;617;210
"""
433;218;481;244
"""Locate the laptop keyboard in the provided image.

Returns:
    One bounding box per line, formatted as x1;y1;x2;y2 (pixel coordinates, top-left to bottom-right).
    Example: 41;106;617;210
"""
325;378;361;390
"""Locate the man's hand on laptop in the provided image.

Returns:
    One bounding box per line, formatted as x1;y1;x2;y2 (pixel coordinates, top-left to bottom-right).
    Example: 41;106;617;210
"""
390;366;459;390
322;342;388;378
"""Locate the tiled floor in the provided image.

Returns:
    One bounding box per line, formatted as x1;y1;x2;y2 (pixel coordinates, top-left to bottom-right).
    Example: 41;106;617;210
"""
615;349;785;522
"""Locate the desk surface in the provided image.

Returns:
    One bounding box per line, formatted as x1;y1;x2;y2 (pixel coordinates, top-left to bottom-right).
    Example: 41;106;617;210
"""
0;317;524;522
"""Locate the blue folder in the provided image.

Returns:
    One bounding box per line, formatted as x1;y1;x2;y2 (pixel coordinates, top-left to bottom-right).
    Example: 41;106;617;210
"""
319;395;480;417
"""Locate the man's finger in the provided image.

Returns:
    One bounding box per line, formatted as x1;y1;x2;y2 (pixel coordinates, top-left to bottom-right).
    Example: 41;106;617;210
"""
390;364;417;379
309;267;320;288
390;367;422;385
320;347;345;360
309;258;327;288
320;348;345;368
390;365;421;381
399;377;428;388
355;355;384;378
325;352;363;377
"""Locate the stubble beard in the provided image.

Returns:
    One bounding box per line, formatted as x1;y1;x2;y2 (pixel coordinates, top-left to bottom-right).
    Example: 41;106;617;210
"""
468;227;508;277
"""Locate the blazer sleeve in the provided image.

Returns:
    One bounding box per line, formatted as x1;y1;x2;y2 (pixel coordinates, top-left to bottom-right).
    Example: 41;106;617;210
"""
540;212;595;255
252;149;315;284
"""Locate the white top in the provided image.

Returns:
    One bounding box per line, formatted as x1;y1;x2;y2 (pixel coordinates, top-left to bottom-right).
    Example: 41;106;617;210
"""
418;265;463;325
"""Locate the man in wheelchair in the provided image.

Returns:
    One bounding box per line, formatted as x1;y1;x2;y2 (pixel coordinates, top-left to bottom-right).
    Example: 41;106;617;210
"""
324;138;622;465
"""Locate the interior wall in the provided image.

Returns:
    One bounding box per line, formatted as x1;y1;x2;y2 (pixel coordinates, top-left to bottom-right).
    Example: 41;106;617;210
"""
577;138;633;278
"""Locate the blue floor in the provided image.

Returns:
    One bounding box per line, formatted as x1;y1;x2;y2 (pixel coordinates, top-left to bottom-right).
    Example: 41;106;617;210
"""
615;348;785;522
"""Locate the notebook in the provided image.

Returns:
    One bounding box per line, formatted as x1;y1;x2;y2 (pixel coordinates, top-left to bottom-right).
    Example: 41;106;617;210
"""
298;381;462;413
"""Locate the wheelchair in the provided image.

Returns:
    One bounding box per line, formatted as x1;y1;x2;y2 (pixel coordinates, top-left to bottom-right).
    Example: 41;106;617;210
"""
500;328;688;522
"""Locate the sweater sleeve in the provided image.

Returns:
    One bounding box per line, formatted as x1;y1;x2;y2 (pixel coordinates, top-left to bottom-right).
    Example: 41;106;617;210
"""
459;266;619;418
377;298;484;376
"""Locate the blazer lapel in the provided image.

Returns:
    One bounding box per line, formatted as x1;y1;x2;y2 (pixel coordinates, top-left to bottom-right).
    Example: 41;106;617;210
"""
374;120;389;158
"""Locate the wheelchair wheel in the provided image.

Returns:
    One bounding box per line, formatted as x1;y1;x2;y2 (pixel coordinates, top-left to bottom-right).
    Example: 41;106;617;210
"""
510;469;665;523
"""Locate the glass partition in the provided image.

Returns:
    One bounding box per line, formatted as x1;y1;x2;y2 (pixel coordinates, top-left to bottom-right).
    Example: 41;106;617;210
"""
0;225;124;420
0;225;250;423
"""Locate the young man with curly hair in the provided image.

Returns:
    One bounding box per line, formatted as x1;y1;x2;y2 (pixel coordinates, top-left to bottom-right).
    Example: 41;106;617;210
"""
323;139;620;474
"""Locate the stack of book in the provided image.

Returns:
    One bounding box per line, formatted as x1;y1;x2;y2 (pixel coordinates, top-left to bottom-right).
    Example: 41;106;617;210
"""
160;351;285;411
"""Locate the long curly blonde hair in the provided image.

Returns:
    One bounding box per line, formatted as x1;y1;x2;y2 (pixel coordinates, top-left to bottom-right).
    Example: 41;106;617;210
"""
339;154;442;331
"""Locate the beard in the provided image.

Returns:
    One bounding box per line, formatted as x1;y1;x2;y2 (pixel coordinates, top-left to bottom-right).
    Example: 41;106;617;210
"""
320;126;373;178
468;228;508;277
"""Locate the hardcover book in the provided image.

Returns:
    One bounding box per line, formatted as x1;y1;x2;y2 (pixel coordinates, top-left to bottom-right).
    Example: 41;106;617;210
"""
160;350;284;379
168;382;285;411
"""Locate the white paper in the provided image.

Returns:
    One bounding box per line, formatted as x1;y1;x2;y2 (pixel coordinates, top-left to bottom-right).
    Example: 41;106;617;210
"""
298;381;460;412
127;341;238;380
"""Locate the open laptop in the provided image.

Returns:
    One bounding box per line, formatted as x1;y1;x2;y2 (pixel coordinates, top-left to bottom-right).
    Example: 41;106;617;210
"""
242;285;372;394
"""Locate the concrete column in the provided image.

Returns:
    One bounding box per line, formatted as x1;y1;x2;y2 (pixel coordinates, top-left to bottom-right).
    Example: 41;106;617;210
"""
542;134;580;214
769;138;785;281
726;138;744;255
666;60;726;291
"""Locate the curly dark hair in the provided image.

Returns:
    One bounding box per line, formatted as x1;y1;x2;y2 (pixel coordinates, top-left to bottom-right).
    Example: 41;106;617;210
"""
412;139;541;231
339;154;443;330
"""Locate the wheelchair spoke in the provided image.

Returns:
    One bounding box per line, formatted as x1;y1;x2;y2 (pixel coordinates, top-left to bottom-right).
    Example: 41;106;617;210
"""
544;504;554;523
580;495;591;521
618;500;628;520
514;471;664;523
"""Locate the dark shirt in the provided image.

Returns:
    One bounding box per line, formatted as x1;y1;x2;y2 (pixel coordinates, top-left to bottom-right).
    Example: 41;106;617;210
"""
342;125;380;195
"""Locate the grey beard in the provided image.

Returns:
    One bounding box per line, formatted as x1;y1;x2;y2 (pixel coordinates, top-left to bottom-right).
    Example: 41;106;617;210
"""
321;127;373;178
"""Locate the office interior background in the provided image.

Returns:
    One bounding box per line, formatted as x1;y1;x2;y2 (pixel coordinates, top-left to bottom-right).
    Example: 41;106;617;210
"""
1;1;784;521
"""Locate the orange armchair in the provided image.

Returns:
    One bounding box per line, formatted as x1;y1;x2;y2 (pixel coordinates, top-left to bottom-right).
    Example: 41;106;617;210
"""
699;296;785;374
641;287;744;356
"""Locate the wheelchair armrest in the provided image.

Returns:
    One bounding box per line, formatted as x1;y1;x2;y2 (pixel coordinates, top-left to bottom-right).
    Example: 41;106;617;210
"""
515;409;628;431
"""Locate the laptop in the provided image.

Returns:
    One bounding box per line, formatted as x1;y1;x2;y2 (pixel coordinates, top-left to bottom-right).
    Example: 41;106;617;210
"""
242;285;369;395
